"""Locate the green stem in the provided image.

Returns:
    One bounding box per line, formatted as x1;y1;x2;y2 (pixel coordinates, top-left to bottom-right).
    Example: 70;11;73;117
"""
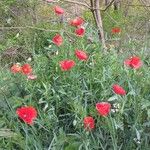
106;117;118;150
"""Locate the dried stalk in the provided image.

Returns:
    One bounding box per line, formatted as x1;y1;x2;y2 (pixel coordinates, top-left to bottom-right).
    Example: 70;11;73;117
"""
62;0;91;9
61;0;114;11
101;0;115;11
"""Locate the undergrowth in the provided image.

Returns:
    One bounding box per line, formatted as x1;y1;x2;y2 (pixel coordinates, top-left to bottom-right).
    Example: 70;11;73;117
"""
0;0;150;150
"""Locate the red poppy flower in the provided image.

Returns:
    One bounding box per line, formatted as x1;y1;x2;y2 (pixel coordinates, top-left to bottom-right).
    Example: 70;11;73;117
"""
111;27;121;34
21;64;32;75
16;106;37;125
83;116;95;130
52;34;63;46
75;50;88;61
54;6;64;15
96;102;111;116
75;27;85;37
112;84;126;95
10;64;22;73
70;17;84;27
59;60;75;71
124;56;142;69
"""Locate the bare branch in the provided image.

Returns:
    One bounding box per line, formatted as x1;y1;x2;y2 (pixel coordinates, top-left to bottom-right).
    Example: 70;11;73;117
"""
62;0;91;9
94;0;106;49
126;4;150;7
0;26;60;32
62;0;115;11
0;26;80;37
101;0;115;11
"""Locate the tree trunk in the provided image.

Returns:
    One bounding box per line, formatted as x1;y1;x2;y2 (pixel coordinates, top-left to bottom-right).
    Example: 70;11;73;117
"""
90;0;106;49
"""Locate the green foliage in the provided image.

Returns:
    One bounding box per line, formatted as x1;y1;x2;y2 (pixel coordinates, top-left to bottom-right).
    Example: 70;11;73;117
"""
1;0;150;149
1;35;150;149
102;10;127;33
83;10;94;24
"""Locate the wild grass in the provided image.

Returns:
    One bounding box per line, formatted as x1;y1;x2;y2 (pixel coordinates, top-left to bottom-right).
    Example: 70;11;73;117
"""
0;0;150;150
0;28;150;149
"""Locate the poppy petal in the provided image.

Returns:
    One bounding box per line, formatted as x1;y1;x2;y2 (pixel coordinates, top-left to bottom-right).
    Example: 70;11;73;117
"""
16;106;37;125
112;84;126;95
96;102;111;116
52;34;63;46
83;116;95;130
21;64;32;75
75;50;88;61
54;6;64;15
70;17;84;27
75;27;85;37
59;60;75;71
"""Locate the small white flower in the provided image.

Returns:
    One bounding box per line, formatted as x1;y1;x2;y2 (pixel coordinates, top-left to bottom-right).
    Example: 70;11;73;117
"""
27;57;32;62
15;33;19;38
133;138;141;144
111;103;120;113
16;62;21;65
56;51;59;55
48;45;52;48
111;109;119;113
73;120;77;126
113;103;120;109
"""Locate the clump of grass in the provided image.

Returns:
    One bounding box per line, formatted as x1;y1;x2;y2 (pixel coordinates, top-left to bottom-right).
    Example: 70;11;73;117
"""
1;1;150;149
1;27;150;149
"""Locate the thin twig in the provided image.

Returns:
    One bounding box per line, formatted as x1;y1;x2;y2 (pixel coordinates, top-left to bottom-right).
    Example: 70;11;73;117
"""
139;0;150;12
62;0;91;9
47;0;115;11
0;26;80;38
64;32;76;42
105;12;119;24
0;1;18;17
0;26;60;32
126;4;150;7
100;0;115;11
61;0;113;11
